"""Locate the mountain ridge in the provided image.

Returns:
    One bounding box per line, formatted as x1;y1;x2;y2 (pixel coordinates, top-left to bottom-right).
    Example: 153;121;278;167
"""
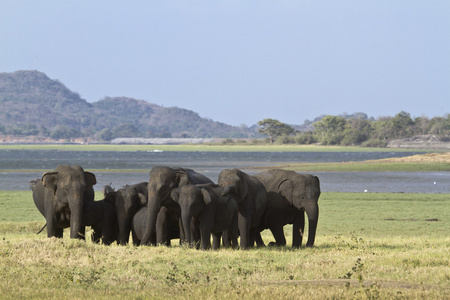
0;70;256;140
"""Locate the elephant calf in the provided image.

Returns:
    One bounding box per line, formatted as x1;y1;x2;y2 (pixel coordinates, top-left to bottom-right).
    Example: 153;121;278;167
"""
83;199;119;245
171;183;239;250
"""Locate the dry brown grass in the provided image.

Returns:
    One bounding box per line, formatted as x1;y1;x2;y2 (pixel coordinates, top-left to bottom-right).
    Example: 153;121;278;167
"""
374;152;450;163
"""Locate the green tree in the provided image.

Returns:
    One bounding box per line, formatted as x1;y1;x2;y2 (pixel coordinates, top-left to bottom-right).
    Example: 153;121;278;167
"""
429;116;450;137
257;119;295;143
390;111;414;138
313;115;346;145
341;116;372;146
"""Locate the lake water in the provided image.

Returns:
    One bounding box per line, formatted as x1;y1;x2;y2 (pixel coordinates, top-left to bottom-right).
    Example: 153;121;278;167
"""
0;149;448;193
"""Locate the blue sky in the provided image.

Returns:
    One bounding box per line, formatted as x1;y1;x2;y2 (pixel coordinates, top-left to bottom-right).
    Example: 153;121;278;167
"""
1;1;449;126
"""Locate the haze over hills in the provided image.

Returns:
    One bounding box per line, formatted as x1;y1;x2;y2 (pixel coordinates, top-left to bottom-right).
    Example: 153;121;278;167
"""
0;70;257;140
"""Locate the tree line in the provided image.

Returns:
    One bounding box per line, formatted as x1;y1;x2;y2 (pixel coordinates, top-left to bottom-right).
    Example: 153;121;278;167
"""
257;111;450;147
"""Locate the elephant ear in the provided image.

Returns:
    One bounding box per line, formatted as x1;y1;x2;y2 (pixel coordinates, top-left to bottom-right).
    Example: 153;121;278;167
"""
238;171;249;200
84;172;97;187
42;172;59;194
170;187;181;203
278;179;294;203
175;171;190;187
201;188;212;205
138;193;148;206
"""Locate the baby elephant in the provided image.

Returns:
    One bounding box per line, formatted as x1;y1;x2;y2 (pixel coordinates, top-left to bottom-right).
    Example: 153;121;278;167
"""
170;183;239;250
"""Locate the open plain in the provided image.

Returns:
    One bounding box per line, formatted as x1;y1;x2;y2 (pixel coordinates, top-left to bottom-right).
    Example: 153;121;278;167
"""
0;147;448;299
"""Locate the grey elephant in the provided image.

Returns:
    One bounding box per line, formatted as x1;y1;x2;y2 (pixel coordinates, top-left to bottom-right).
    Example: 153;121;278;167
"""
141;166;213;246
218;168;268;249
31;165;97;239
130;205;181;246
170;183;239;250
83;199;119;245
254;169;320;248
103;182;148;245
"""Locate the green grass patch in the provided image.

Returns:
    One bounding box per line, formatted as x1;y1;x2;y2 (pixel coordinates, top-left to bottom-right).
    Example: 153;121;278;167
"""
1;191;449;298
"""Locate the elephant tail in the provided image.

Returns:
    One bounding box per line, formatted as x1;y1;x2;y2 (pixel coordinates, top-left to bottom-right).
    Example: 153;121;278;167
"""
37;223;47;235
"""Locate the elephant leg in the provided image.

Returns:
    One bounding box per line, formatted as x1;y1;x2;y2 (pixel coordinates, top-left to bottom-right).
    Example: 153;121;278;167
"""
131;230;140;246
212;233;221;250
222;230;230;248
54;227;63;238
254;231;265;247
269;225;286;246
238;213;251;249
292;211;305;248
200;226;211;251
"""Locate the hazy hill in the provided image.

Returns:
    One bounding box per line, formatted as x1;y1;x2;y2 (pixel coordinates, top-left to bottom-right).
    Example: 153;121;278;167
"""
0;70;255;139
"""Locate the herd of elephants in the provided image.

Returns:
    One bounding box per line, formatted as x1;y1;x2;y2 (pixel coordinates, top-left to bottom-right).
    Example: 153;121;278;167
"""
30;165;321;250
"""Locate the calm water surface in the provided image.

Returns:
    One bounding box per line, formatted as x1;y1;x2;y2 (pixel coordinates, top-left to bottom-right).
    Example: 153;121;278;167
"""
1;150;448;193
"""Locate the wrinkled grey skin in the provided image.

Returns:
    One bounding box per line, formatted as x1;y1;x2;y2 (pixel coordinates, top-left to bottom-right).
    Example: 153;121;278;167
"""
31;165;96;239
141;166;213;246
218;169;268;249
131;206;181;246
171;183;239;250
103;182;148;245
254;169;320;248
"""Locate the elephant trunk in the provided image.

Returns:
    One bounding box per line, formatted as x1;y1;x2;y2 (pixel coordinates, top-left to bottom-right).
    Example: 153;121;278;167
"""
304;202;319;247
181;211;193;247
69;193;84;239
141;195;160;245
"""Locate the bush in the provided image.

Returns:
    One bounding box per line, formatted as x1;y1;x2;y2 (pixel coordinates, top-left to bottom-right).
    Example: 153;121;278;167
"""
295;132;317;144
361;138;388;148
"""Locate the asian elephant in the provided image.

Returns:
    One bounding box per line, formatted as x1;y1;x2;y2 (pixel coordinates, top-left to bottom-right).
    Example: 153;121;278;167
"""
254;169;320;248
83;199;119;245
103;182;148;245
140;166;213;246
131;206;181;246
218;168;268;249
170;183;239;250
31;165;97;239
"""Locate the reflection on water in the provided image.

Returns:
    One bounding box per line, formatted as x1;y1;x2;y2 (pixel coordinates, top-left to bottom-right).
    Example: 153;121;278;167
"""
1;150;448;193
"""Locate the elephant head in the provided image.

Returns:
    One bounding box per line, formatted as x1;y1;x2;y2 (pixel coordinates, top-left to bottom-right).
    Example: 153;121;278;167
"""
141;166;213;245
104;182;148;245
217;168;248;203
42;165;96;239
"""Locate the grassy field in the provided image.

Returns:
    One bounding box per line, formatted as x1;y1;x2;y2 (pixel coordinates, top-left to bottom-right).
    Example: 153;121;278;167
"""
0;191;448;299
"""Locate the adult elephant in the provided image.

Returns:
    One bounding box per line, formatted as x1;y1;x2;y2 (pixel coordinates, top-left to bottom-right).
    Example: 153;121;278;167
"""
140;166;213;246
103;182;148;245
254;169;320;248
218;168;267;249
31;165;97;239
170;183;239;250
